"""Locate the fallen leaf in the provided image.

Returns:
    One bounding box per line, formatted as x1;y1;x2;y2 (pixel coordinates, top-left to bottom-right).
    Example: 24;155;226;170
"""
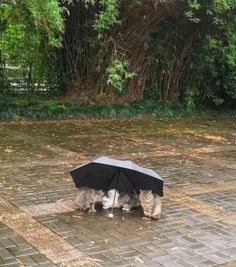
175;220;186;225
135;257;144;263
4;146;13;153
72;215;83;219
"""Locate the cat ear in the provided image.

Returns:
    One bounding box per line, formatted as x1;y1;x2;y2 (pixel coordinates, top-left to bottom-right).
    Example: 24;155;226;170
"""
139;189;142;193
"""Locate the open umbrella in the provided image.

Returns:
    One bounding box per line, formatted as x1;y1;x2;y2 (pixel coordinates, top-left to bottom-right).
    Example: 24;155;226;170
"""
69;156;163;197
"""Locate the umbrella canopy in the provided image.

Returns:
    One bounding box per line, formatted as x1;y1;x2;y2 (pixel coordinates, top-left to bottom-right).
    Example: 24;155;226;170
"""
69;156;163;196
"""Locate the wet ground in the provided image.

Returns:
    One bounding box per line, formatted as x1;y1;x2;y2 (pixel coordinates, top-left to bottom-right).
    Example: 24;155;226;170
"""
0;117;236;267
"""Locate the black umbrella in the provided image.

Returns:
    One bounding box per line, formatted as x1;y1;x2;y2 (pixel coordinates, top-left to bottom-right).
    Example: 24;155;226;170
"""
70;156;163;197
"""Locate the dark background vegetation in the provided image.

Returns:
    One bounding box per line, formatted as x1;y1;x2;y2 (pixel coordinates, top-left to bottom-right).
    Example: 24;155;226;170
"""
0;0;235;120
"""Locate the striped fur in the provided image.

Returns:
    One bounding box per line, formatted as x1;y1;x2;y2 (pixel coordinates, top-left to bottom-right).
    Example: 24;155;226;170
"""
139;190;162;219
73;187;103;212
119;191;140;211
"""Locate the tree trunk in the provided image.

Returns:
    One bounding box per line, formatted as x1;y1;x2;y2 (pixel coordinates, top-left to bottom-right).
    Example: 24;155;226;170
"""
115;0;178;103
62;0;180;103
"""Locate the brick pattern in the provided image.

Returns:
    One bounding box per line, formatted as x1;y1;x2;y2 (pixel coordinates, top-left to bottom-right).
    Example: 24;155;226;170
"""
194;190;236;213
0;197;100;267
0;118;236;266
0;223;56;267
36;201;236;267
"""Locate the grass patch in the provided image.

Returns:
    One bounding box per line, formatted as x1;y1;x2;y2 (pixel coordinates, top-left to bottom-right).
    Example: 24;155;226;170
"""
0;94;235;121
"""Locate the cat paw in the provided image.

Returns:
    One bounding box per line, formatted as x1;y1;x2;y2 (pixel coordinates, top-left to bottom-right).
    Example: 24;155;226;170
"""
122;207;131;211
142;216;151;220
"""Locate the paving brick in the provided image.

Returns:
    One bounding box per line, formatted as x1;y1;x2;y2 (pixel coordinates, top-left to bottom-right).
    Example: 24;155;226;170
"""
175;259;196;267
126;255;155;266
112;247;136;255
117;250;142;259
101;251;121;262
0;264;19;267
35;263;57;267
9;236;27;246
153;253;182;265
0;248;14;260
221;248;236;258
131;244;153;255
7;244;32;254
103;259;130;267
0;239;16;249
195;259;217;266
82;245;107;254
169;247;197;260
187;255;209;264
65;235;83;246
0;258;18;266
0;231;15;240
9;247;38;257
16;255;37;265
90;253;111;263
204;253;229;265
1;119;236;267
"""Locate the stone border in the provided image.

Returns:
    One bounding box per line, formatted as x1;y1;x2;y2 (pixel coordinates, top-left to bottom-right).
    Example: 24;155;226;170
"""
0;197;100;267
20;200;75;217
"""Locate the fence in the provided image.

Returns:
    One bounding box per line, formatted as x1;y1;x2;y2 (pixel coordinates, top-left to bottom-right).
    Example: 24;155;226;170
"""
0;33;57;93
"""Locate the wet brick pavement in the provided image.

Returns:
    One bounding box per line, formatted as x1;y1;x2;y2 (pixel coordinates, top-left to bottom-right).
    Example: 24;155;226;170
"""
0;223;55;267
0;117;236;266
194;191;236;213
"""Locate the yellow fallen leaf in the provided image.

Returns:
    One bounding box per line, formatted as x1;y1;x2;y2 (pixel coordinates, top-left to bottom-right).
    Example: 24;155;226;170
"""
4;146;13;153
72;215;83;219
176;220;186;225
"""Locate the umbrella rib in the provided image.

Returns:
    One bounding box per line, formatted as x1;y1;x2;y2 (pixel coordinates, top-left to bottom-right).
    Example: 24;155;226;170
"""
122;169;136;189
111;168;120;214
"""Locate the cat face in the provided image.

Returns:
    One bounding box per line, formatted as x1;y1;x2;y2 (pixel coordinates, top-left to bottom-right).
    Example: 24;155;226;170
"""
139;190;153;201
119;193;130;205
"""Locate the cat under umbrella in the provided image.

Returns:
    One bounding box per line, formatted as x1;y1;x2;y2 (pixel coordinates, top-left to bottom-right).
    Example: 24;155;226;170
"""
70;157;163;219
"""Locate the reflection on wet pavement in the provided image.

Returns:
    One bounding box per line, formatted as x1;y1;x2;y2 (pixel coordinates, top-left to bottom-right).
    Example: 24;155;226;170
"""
0;117;236;266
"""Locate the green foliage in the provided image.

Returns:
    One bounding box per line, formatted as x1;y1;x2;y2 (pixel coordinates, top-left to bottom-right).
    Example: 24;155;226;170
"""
94;0;120;33
0;0;64;47
184;86;199;111
0;93;215;121
106;60;135;93
144;0;236;108
184;0;201;23
188;13;236;107
1;0;236;111
0;0;65;93
82;0;120;34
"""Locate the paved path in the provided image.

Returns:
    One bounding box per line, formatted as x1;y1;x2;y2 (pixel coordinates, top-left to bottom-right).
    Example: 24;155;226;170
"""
0;117;236;267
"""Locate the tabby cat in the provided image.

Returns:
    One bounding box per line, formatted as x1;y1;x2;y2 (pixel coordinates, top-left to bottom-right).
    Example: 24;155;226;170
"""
73;187;104;212
139;190;162;219
119;190;140;211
